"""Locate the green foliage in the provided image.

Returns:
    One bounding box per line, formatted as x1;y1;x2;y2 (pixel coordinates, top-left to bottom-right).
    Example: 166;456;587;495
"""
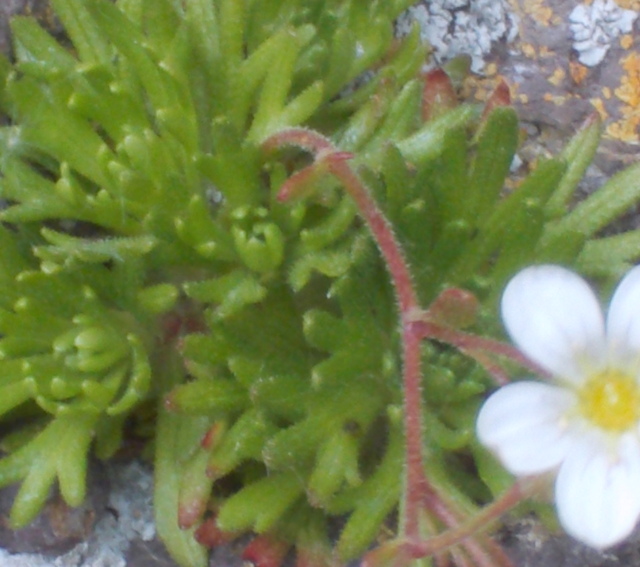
0;1;639;566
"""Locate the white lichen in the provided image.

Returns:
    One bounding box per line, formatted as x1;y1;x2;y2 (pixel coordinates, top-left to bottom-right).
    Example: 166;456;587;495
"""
0;461;157;567
396;0;519;73
569;0;638;67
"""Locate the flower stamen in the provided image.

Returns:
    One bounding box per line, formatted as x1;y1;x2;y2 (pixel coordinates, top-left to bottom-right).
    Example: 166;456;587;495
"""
578;369;640;431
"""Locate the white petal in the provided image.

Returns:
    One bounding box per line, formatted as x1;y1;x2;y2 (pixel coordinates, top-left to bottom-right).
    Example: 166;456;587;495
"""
556;431;640;548
477;382;575;475
501;265;606;384
607;266;640;371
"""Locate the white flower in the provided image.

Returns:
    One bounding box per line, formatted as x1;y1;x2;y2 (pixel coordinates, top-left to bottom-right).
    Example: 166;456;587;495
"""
477;264;640;548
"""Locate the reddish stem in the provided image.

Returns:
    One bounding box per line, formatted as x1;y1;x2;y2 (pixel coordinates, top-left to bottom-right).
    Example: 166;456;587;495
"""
266;128;430;540
326;156;419;315
264;127;530;564
465;350;511;386
326;153;428;538
263;127;334;155
413;320;550;379
402;330;427;537
410;481;527;559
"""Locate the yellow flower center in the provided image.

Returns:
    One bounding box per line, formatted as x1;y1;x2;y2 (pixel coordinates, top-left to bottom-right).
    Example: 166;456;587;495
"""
578;369;640;431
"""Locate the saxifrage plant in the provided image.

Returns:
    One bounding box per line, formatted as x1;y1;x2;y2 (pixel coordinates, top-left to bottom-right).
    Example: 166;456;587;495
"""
1;1;640;566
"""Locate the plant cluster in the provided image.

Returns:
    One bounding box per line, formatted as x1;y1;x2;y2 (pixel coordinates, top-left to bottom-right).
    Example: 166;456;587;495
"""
0;1;640;566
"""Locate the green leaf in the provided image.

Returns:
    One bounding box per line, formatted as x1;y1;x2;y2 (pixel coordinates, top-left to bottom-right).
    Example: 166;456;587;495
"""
247;26;317;142
447;158;566;284
51;0;113;64
86;0;183;112
174;195;236;261
396;105;478;166
106;334;151;415
334;425;403;561
136;0;184;55
10;17;76;71
303;309;346;352
288;245;353;291
541;161;640;246
361;78;423;157
470;439;513;497
35;229;157;272
184;270;267;319
6;412;98;527
546;115;602;217
298;197;357;252
208;409;278;478
7;75;112;187
307;429;361;507
577;229;640;278
0;381;33;415
216;471;304;533
423;126;469;228
466;106;519;223
137;283;179;314
232;221;286;273
167;377;248;416
155;404;209;567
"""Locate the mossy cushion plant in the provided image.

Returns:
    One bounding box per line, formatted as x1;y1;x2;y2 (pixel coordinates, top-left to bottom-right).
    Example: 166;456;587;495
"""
1;1;640;566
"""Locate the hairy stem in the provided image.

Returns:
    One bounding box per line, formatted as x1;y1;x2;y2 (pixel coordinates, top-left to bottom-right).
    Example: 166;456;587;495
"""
265;128;435;539
265;127;525;564
409;480;530;560
414;320;550;379
326;152;427;539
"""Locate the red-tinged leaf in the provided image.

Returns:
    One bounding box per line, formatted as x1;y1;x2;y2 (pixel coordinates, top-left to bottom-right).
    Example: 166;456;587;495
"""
277;151;354;202
277;162;328;202
178;490;210;530
425;287;479;329
201;421;225;450
178;449;215;529
161;311;207;345
242;535;290;567
422;68;457;122
361;540;411;567
194;516;238;548
482;79;511;119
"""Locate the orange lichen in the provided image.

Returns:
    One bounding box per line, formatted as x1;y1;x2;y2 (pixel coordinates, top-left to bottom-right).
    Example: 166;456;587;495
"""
485;63;498;76
472;88;489;101
548;67;566;86
569;61;588;85
606;121;640;142
538;46;554;58
461;71;511;105
620;34;635;50
513;0;555;26
590;97;609;121
502;0;640;146
604;51;640;142
613;0;640;10
614;51;640;106
543;93;567;106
